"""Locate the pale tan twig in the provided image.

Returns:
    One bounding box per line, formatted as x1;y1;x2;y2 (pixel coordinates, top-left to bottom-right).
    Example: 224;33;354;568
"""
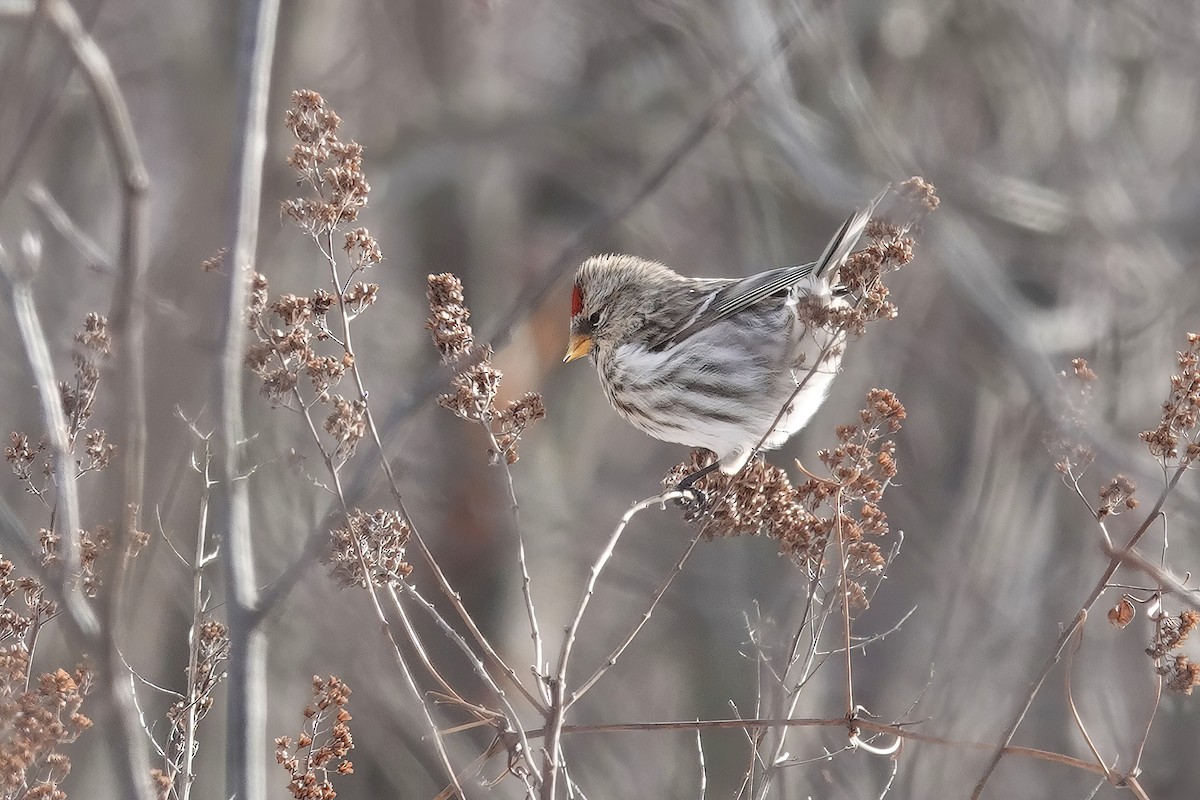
180;430;216;800
1064;615;1113;782
392;582;539;780
0;241;87;619
541;490;688;799
482;426;546;702
569;528;704;706
25;183;113;271
971;462;1190;798
35;2;155;797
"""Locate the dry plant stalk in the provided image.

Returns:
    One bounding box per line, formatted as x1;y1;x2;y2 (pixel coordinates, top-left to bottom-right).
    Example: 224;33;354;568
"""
1048;344;1200;697
253;90;545;797
973;337;1200;798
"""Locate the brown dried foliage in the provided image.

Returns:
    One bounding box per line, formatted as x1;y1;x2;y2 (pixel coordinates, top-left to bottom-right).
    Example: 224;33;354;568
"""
38;526;113;598
664;389;905;610
0;558;92;799
246;91;384;472
792;180;937;338
1047;357;1099;476
324;509;413;589
429;274;546;464
425;272;474;365
1097;474;1139;519
275;676;354;800
1140;332;1200;465
281;90;371;237
1149;610;1200;695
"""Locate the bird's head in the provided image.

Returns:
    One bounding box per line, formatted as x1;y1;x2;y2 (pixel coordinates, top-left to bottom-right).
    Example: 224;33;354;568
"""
564;255;676;363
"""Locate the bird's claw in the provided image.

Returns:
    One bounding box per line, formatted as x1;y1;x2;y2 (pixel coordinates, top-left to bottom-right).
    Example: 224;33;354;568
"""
672;484;707;510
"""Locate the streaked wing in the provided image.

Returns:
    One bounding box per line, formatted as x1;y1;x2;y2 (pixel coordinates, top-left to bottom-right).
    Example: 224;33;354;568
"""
647;188;888;351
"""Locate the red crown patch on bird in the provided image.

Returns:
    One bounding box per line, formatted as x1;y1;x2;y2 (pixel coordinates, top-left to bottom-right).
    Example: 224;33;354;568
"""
570;284;584;316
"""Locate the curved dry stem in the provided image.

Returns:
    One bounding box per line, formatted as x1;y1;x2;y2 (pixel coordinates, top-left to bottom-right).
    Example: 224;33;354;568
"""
1;267;86;609
393;582;540;781
37;2;154;798
482;425;546;703
569;527;703;707
541;489;688;799
971;462;1190;798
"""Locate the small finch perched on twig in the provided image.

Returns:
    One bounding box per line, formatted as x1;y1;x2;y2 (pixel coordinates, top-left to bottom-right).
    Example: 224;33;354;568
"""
564;189;886;491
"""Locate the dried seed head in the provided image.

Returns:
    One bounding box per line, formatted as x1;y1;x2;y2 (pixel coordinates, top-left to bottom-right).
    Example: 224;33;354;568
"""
425;272;474;364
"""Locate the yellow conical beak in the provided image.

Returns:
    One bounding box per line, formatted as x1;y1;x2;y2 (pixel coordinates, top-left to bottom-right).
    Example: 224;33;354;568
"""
563;334;593;363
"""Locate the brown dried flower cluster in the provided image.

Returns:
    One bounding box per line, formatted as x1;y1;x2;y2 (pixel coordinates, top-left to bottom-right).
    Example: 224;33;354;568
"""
1097;474;1138;518
0;558;92;798
1148;610;1198;659
665;389;905;609
4;314;117;502
200;247;226;274
898;175;940;211
1148;610;1200;695
245;275;380;462
426;273;474;364
1140;332;1200;465
246;282;360;407
793;180;936;339
275;676;354;800
39;526;112;597
5;431;45;484
428;275;546;464
61;314;109;444
325;509;413;588
281;90;372;237
436;359;547;465
1047;357;1099;476
171;618;229;726
0;557;57;647
246;93;385;468
323;396;367;461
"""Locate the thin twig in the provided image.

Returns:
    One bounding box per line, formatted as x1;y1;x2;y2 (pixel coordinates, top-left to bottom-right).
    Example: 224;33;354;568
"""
393;582;539;780
971;462;1190;798
529;715;1131;780
180;435;215;800
541;490;687;799
0;246;89;626
25;183;113;271
569;528;703;706
38;2;154;798
1064;614;1112;782
833;490;855;720
483;427;546;702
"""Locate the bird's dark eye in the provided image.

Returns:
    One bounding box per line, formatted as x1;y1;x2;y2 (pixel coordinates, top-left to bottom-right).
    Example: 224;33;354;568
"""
588;310;603;327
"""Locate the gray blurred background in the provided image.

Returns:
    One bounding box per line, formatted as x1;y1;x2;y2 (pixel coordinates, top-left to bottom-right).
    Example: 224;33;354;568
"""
2;0;1199;797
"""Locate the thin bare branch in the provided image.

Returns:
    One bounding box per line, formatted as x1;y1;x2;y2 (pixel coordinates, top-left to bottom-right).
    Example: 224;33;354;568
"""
971;462;1190;798
569;528;703;706
541;489;688;799
0;241;88;621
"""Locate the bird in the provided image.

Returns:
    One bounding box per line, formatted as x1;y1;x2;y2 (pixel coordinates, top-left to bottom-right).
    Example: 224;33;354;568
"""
563;191;884;490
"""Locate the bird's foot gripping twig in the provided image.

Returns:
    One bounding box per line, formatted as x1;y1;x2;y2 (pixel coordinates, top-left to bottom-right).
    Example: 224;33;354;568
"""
672;461;719;509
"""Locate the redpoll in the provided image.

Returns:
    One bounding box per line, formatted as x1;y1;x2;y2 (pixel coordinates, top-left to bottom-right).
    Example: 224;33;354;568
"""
564;191;884;482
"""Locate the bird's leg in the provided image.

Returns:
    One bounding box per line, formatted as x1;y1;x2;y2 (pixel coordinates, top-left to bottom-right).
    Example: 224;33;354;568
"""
673;461;719;507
